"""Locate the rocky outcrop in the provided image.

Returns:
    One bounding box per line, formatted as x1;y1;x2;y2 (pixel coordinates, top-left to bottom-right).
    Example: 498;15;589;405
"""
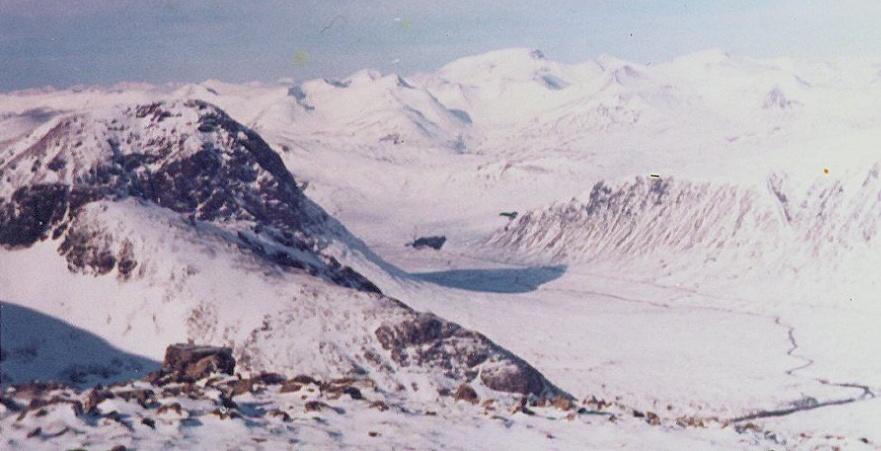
0;183;69;248
479;363;546;395
408;236;446;250
157;344;235;382
375;311;563;398
0;100;377;292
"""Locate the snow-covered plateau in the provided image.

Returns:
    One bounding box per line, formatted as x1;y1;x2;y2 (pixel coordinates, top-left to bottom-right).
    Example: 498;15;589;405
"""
1;48;880;449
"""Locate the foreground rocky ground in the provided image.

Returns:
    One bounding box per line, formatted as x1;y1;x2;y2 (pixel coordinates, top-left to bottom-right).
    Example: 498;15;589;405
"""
3;344;867;450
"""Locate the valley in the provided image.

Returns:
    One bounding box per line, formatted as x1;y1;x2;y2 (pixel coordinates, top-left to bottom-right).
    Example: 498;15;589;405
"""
2;48;880;449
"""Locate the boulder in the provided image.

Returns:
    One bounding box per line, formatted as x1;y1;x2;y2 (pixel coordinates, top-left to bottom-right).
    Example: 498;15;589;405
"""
479;363;545;396
161;344;235;381
408;236;446;250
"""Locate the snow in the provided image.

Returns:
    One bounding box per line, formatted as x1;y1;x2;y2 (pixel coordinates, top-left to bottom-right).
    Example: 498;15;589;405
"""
3;47;881;448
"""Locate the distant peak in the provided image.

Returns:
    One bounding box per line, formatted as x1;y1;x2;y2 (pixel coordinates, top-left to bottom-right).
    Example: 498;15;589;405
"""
670;48;735;66
346;69;383;85
435;48;554;82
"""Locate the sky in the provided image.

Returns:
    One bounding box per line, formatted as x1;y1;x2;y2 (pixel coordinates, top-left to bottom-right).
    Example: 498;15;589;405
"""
2;0;881;91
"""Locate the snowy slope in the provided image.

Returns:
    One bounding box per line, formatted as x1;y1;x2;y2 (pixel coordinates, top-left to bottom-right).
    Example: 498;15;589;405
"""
3;47;881;449
0;100;565;405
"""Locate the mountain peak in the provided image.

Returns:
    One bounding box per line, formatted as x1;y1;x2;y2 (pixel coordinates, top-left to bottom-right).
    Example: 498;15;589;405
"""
436;48;552;81
662;48;742;72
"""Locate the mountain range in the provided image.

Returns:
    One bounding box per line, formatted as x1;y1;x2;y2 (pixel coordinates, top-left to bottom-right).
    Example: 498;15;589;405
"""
2;48;880;449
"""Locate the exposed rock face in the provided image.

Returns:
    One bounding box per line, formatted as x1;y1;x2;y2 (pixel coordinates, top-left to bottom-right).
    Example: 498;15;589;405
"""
0;100;377;292
491;170;881;269
375;311;562;397
479;363;546;395
161;344;235;381
0;183;69;247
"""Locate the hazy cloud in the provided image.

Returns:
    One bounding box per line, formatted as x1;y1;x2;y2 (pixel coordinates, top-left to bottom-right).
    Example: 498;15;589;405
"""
2;0;880;90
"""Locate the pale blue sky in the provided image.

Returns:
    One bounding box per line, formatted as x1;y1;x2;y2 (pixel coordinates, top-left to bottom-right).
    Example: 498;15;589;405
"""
2;0;880;91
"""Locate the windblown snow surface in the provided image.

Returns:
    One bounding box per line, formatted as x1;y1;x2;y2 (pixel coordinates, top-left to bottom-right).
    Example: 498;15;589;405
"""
2;48;881;449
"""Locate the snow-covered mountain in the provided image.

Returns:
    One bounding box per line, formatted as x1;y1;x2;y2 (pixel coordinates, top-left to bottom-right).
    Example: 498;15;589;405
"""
490;169;881;271
0;100;565;408
3;48;881;449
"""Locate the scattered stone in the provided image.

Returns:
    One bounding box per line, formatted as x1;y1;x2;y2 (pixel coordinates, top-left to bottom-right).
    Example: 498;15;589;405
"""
253;372;286;385
645;411;661;426
281;374;321;393
510;398;535;416
369;400;389;412
16;398;50;421
116;388;156;407
632;409;645;418
144;371;167;385
141;417;156;429
341;386;363;400
218;393;237;410
227;379;256;397
305;401;327;413
26;427;41;438
583;395;611;410
161;386;183;397
368;431;380;437
324;377;356;387
203;376;224;387
0;395;23;412
735;422;760;434
157;402;183;416
291;374;321;385
181;383;204;399
676;416;707;428
323;384;363;401
552;395;574;411
111;445;127;451
454;384;480;405
83;387;115;414
210;407;239;420
268;409;292;422
280;382;303;393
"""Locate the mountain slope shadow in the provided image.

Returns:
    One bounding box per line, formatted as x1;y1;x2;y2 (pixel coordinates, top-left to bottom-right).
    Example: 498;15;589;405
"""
0;301;159;388
412;265;567;293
